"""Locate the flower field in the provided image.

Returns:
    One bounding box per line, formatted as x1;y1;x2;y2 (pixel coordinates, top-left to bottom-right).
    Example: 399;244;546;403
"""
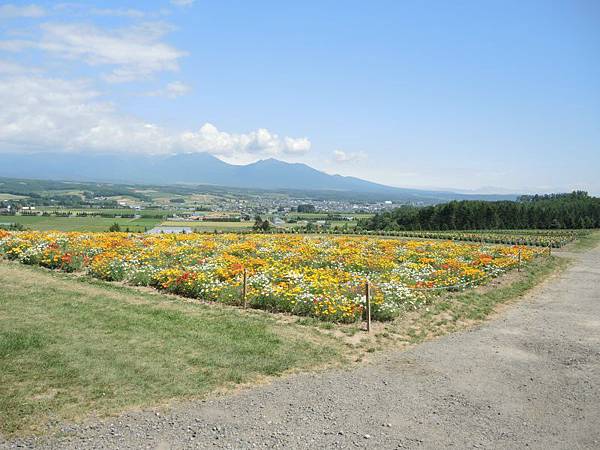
0;230;546;322
349;229;586;247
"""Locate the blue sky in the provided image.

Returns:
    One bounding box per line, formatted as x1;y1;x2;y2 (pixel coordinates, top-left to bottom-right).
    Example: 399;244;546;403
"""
0;1;598;194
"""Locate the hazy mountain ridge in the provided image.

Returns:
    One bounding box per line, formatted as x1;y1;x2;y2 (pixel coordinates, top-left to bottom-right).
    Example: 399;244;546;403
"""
0;152;518;202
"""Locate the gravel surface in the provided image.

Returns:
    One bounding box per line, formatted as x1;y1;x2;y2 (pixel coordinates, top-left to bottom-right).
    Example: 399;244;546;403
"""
3;245;600;449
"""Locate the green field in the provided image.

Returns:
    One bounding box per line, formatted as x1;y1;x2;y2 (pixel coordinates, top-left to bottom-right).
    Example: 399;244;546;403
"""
326;220;359;228
160;220;254;231
0;263;344;435
0;194;28;200
37;207;178;217
285;212;374;220
0;215;161;232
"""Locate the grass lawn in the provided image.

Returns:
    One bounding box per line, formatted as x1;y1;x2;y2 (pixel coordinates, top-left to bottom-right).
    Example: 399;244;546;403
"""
0;263;345;435
570;229;600;252
1;216;161;232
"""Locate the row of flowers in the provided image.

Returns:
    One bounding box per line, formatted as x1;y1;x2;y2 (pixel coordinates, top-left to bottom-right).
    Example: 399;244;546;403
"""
251;228;581;247
359;229;582;248
0;230;545;322
228;227;583;247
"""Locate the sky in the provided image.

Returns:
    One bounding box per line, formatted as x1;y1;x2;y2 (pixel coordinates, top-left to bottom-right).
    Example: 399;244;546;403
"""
0;0;599;194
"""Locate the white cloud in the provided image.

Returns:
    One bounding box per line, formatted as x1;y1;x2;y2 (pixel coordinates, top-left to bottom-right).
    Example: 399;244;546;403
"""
0;75;111;152
0;21;187;82
284;137;312;154
91;8;146;19
146;81;191;98
0;39;33;52
0;4;45;19
165;81;191;97
0;5;311;164
171;0;195;6
180;123;311;161
0;59;39;74
0;74;311;163
333;149;367;163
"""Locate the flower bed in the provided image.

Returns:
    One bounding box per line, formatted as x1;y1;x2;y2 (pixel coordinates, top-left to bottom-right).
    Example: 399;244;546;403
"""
0;230;545;322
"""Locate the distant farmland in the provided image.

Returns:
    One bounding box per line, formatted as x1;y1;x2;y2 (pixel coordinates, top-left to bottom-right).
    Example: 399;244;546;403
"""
1;215;160;232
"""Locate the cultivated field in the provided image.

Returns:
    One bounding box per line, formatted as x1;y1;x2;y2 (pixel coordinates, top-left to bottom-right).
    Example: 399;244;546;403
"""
0;231;545;322
160;220;253;231
37;207;177;217
0;215;160;232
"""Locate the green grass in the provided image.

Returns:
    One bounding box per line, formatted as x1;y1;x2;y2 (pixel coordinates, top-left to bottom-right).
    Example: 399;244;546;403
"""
38;207;178;217
160;220;253;231
0;263;345;435
570;229;600;252
1;215;161;232
285;212;373;220
0;193;28;200
328;220;359;228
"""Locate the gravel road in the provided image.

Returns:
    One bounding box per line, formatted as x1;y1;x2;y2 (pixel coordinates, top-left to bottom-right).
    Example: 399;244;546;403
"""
3;244;599;449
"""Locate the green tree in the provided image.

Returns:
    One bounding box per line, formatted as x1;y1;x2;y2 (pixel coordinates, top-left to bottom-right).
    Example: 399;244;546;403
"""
297;204;316;213
359;191;600;231
260;219;271;232
253;215;263;231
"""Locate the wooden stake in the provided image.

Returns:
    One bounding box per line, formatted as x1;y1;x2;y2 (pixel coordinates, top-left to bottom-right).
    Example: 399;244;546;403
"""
242;268;247;308
365;280;371;333
518;248;522;272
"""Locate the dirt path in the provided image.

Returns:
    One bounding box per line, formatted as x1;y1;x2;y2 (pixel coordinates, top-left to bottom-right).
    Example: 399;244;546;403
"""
3;245;600;449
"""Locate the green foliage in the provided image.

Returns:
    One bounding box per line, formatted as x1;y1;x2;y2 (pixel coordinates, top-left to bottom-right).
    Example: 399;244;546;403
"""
360;191;600;231
297;204;316;213
252;215;271;232
0;222;25;231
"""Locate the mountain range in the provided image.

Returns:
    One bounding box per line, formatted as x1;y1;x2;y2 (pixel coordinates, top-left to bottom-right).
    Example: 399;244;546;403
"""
0;152;518;203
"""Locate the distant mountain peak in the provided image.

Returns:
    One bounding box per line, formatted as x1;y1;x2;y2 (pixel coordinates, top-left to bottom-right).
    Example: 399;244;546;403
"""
0;152;519;203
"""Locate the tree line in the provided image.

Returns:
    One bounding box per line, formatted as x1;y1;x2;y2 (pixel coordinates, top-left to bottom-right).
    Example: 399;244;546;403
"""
358;191;600;231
